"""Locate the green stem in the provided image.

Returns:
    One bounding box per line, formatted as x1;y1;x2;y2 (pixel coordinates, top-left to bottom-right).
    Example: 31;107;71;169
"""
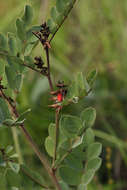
11;127;23;164
52;108;60;168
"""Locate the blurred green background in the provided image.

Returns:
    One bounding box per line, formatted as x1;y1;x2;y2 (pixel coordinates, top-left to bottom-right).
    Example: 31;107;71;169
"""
0;0;127;189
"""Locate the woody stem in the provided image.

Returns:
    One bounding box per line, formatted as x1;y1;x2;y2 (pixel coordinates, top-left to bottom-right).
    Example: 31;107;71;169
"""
0;90;62;190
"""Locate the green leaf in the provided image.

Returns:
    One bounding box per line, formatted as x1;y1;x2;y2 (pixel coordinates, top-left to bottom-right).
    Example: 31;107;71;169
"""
59;166;82;185
29;25;42;33
72;136;84;148
5;145;13;154
86;157;102;171
2;118;25;127
47;19;57;34
82;128;95;146
9;57;24;73
24;41;38;56
76;72;85;93
0;49;8;59
0;33;8;50
58;139;72;156
5;66;16;89
64;153;83;171
2;118;14;126
86;142;102;161
87;69;97;86
8;162;20;173
48;123;55;139
81;169;95;185
14;74;23;91
8;33;17;56
9;153;19;158
66;80;79;99
63;0;69;4
0;98;11;124
22;5;33;25
60;115;82;138
71;146;86;161
26;29;38;44
16;108;31;123
0;59;5;76
13;119;26;126
66;72;89;101
51;7;63;25
45;136;54;157
44;123;56;157
5;64;23;91
16;18;26;41
56;0;66;13
2;88;15;101
80;107;96;128
51;7;58;22
24;56;34;66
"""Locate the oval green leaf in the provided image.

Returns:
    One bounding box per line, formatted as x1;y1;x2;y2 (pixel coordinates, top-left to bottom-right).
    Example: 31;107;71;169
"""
80;107;96;128
59;166;82;185
60;115;82;138
45;136;54;157
86;157;102;171
8;33;17;56
86;142;102;161
81;169;95;185
0;98;11;124
82;128;95;147
22;5;33;25
16;18;26;41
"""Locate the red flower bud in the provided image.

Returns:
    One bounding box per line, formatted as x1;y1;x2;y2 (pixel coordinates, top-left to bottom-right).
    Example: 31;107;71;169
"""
57;93;63;102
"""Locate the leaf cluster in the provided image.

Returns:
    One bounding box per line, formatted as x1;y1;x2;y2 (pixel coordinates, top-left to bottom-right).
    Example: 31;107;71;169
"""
47;0;76;34
0;5;40;96
0;145;20;174
45;106;102;188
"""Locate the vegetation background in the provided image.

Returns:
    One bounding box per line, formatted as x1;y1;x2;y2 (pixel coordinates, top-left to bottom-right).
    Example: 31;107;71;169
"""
0;0;127;189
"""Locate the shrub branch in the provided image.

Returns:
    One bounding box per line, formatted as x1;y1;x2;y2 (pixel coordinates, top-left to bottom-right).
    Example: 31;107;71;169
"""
0;89;62;190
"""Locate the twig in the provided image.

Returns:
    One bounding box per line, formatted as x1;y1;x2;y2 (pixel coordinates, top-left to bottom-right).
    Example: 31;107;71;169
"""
0;89;18;117
21;167;51;189
0;89;23;164
22;63;42;75
52;107;60;168
0;90;62;190
20;124;62;190
49;0;77;43
54;149;72;170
